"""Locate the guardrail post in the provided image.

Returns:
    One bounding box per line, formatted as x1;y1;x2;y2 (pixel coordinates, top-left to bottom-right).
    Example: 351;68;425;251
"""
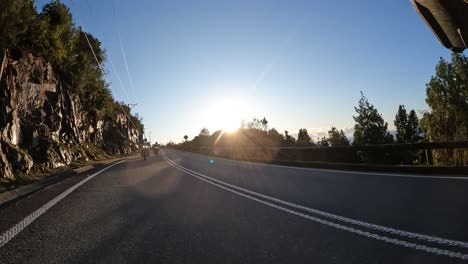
425;148;434;165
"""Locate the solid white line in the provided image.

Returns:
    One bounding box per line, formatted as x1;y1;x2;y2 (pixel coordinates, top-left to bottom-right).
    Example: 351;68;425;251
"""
162;153;468;260
0;160;125;248
162;150;468;248
169;149;468;180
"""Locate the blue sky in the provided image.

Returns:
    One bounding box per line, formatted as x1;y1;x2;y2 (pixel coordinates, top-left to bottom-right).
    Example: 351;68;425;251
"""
36;0;453;143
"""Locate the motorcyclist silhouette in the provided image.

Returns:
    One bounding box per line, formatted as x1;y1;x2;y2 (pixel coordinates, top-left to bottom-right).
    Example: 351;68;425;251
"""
141;144;150;160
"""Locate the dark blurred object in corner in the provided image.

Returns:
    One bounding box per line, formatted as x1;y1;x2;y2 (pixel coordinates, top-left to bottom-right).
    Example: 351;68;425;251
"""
411;0;468;52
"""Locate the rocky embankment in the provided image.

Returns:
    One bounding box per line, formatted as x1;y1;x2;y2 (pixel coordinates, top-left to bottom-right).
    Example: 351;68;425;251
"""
0;52;141;180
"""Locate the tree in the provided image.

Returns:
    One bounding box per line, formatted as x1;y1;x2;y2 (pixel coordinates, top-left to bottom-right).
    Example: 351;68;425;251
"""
328;127;350;146
183;135;188;142
394;105;422;143
129;112;144;135
353;92;393;145
0;0;37;55
247;117;263;131
407;110;422;142
266;128;284;146
166;141;176;148
420;53;468;165
297;128;312;146
39;0;75;64
284;130;296;146
421;54;468;142
0;0;146;151
318;137;329;147
394;105;408;143
261;117;268;131
268;128;279;135
0;0;74;61
199;127;210;136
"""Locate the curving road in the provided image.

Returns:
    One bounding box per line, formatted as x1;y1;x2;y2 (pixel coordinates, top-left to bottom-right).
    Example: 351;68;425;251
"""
0;149;467;263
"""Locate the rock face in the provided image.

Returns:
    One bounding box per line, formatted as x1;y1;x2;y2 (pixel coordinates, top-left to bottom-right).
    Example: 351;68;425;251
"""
0;52;141;180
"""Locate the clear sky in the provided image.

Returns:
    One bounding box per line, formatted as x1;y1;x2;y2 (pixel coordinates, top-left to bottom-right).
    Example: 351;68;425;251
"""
36;0;454;143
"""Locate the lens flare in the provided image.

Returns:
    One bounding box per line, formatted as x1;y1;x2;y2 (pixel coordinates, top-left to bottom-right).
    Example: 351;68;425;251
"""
203;97;249;133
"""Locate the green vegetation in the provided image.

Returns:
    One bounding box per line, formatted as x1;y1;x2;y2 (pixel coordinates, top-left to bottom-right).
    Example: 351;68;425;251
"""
420;53;468;165
0;0;143;134
394;105;422;144
199;127;210;136
176;53;467;166
353;92;394;145
328;127;349;146
283;130;296;146
0;0;37;56
297;129;313;146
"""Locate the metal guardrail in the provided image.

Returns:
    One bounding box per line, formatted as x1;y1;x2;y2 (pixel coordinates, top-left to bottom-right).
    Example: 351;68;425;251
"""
181;141;468;150
178;141;468;166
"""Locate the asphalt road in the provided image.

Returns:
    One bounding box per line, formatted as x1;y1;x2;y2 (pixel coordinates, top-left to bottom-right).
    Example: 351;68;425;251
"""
0;149;468;263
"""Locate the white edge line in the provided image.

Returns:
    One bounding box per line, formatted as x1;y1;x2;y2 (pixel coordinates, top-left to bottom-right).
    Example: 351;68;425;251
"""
162;150;468;249
162;153;468;260
170;149;468;180
0;160;126;248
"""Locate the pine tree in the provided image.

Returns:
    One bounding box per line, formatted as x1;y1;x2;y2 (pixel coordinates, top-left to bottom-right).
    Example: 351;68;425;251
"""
328;127;350;146
353;92;393;145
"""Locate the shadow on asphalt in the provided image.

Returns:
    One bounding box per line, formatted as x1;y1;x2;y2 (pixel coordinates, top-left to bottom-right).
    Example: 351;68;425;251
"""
52;154;450;264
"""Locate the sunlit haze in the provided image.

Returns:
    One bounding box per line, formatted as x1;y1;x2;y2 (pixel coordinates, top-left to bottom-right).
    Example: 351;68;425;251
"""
199;97;252;133
35;0;453;143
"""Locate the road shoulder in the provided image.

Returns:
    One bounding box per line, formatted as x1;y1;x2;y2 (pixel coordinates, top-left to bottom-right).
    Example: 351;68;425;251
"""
0;155;135;208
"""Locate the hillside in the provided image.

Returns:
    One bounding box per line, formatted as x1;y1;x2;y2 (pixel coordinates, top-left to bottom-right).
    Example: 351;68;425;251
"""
0;1;144;180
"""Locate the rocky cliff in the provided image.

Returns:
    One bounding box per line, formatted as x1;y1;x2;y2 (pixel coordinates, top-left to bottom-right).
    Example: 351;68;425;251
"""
0;52;142;180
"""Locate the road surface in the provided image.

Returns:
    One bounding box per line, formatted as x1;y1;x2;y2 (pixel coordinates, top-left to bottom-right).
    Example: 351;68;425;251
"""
0;149;467;263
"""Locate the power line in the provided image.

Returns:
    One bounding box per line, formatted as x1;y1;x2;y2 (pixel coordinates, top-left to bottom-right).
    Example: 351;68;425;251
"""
108;55;131;101
111;0;117;15
82;0;134;104
85;0;93;17
69;0;139;131
111;0;138;102
117;31;138;101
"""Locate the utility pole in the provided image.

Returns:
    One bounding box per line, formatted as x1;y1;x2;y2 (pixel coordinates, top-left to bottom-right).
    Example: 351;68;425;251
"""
148;131;152;145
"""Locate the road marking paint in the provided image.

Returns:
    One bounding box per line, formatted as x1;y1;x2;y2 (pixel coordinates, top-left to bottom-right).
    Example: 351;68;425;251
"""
0;160;126;248
164;154;468;248
163;151;468;259
168;149;468;180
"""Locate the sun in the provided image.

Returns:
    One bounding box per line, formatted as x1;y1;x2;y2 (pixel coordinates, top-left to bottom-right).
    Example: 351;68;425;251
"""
204;97;249;132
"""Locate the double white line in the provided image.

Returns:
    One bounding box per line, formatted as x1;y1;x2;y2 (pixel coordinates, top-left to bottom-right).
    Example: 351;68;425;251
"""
162;151;468;260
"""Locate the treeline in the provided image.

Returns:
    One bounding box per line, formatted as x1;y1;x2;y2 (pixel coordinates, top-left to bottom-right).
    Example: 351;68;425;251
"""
175;53;467;166
0;0;143;132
